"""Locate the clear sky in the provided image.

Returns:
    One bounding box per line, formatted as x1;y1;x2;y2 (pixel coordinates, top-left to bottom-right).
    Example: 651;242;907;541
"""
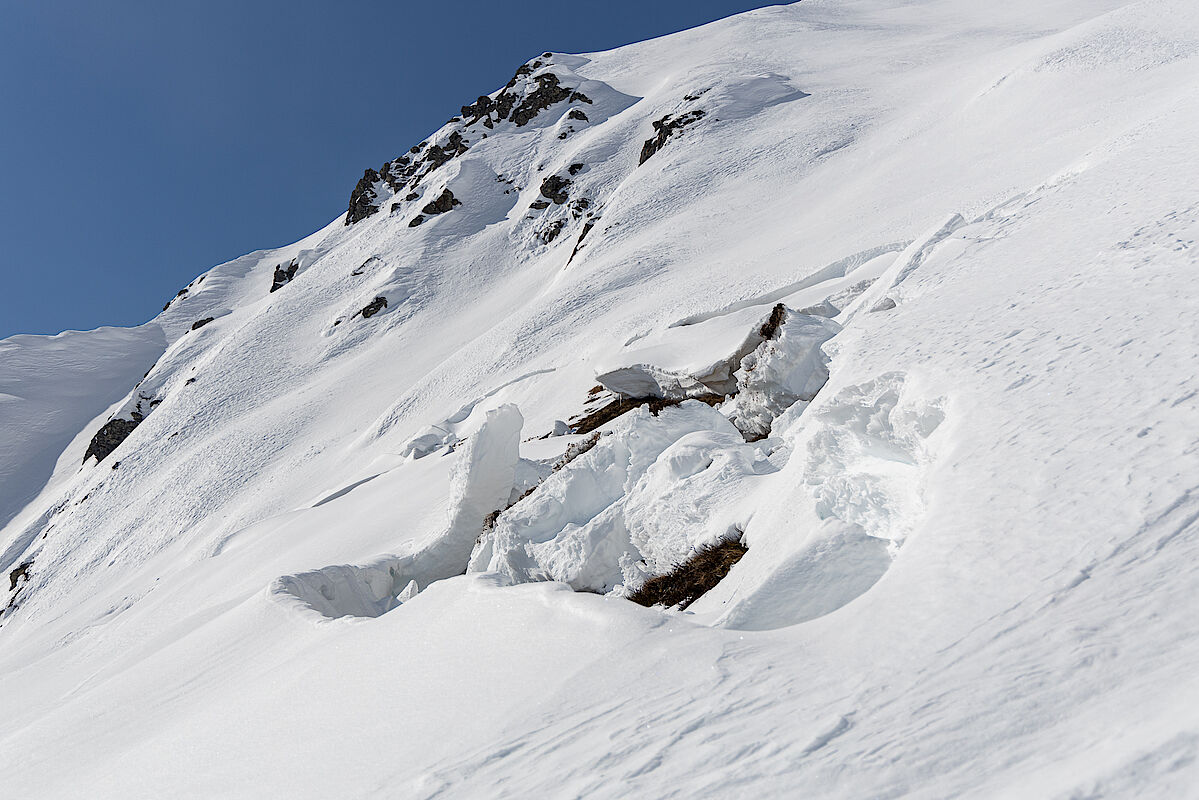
0;0;780;338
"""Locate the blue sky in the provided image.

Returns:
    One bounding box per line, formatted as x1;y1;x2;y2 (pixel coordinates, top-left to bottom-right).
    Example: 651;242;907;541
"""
0;0;778;338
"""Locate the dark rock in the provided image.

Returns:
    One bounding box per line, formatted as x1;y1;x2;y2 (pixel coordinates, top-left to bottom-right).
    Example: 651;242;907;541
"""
570;197;591;216
345;168;382;225
461;94;494;120
9;561;31;591
566;218;598;266
83;418;140;464
568;162;585;175
404;191;420;201
190;317;214;331
421;189;460;216
510;73;573;126
639;109;706;165
569;91;592;104
185;377;196;385
270;259;299;293
505;62;535;90
359;296;388;319
409;215;426;227
391;202;402;213
352;256;381;276
567;108;589;122
539;175;571;204
539;219;566;245
530;200;550;210
759;303;787;339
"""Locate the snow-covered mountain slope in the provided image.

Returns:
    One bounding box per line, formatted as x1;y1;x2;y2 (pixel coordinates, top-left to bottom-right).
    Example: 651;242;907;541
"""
3;0;1199;796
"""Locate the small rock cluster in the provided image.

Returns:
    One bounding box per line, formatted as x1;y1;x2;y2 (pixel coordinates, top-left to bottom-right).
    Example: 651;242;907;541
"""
356;296;388;319
639;109;706;165
270;258;299;293
344;54;593;226
460;55;591;130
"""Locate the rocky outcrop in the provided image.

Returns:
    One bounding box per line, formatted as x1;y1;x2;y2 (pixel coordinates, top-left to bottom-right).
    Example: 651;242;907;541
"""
421;189;461;216
539;175;571;204
8;561;31;592
270;258;299;292
343;55;598;227
639;109;706;165
566;218;598;266
461;57;591;131
83;418;140;464
190;317;214;331
538;219;566;245
345;169;382;225
358;296;388;319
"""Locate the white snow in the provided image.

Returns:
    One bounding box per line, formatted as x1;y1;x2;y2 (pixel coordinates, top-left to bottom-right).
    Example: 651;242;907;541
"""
3;0;1199;796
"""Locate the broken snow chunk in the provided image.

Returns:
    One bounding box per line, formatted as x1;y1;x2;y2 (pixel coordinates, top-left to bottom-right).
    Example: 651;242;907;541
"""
467;400;748;594
870;297;897;312
396;580;420;603
551;420;571;436
447;404;523;542
729;311;841;440
596;302;790;399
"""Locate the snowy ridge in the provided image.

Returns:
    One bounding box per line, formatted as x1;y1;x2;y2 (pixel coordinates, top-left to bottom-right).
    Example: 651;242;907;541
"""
3;0;1199;796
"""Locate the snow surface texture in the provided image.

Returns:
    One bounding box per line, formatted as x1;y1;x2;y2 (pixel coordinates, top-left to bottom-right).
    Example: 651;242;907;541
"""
4;0;1199;797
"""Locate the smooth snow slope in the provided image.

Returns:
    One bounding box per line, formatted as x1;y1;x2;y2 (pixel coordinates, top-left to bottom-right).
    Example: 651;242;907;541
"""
3;0;1199;796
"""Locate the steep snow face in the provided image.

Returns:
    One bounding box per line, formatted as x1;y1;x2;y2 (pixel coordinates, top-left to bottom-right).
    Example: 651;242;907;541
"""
5;0;1199;797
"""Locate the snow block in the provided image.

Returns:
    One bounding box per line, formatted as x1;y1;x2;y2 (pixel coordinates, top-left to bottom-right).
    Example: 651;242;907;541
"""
729;310;841;440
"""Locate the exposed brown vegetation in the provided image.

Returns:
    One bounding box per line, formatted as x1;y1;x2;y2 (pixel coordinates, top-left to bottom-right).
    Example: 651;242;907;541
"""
628;535;748;610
